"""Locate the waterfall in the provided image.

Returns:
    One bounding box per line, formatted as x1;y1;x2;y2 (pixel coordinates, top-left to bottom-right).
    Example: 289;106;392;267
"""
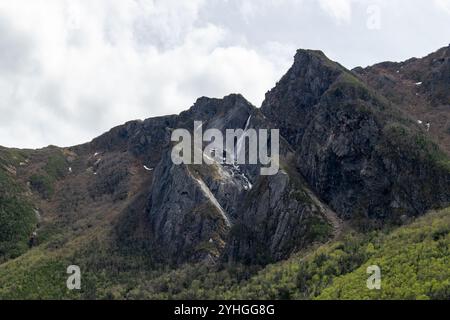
235;115;252;163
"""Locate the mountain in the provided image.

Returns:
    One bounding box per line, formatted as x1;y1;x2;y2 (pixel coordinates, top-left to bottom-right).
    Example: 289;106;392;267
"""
353;44;450;154
262;48;450;225
0;45;449;300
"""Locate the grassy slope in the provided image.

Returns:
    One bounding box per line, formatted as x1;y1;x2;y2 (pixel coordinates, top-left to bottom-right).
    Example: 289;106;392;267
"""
317;209;449;300
0;148;37;263
2;206;447;300
220;208;449;300
117;207;450;300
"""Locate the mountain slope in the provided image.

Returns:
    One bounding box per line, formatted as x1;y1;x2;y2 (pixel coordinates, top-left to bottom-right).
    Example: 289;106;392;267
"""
0;45;449;300
0;147;37;263
261;49;450;225
317;208;449;300
209;207;449;300
354;44;450;155
116;94;333;265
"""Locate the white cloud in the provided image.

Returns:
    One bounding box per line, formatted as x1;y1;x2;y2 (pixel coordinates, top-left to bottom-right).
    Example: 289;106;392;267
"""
0;0;449;148
0;0;283;148
319;0;353;24
434;0;450;14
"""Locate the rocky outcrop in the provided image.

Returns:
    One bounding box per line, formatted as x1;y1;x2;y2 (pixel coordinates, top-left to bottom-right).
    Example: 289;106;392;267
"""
223;168;330;265
136;94;331;264
261;50;344;146
354;44;450;155
262;49;450;225
146;150;230;264
4;46;450;268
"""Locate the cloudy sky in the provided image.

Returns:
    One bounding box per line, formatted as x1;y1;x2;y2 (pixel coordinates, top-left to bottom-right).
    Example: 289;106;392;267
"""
1;0;449;148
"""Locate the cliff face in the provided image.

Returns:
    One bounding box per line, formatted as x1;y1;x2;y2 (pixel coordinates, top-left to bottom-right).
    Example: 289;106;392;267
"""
262;49;450;224
1;46;449;268
117;94;332;265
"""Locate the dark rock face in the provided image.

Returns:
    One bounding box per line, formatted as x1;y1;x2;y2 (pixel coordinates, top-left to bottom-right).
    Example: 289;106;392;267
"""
135;94;331;264
261;50;450;224
105;47;450;265
146;150;230;264
422;46;450;106
295;90;383;220
60;45;450;266
88;115;176;166
261;50;343;145
9;46;450;267
223;170;329;265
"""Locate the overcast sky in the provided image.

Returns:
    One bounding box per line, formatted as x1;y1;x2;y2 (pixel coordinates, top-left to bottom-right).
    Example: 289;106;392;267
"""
1;0;449;148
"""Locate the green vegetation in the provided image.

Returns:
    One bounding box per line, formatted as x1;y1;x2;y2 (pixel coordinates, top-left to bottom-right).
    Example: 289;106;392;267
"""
120;208;449;300
0;163;36;263
304;216;333;243
221;208;449;300
0;147;30;168
318;209;449;299
29;151;68;199
0;142;448;300
381;123;450;172
0;249;73;300
44;153;67;180
0;193;36;262
29;174;54;199
0;205;447;300
329;71;389;111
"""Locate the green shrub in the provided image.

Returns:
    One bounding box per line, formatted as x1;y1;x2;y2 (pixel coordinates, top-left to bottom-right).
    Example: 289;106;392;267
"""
0;170;36;263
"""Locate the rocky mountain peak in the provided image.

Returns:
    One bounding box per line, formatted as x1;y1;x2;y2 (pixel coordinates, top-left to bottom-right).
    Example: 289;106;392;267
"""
294;48;329;63
2;45;449;273
260;49;346;149
184;94;254;119
262;45;450;226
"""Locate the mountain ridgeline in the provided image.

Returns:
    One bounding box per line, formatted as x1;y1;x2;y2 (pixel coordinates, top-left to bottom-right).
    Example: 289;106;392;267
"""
0;45;449;299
